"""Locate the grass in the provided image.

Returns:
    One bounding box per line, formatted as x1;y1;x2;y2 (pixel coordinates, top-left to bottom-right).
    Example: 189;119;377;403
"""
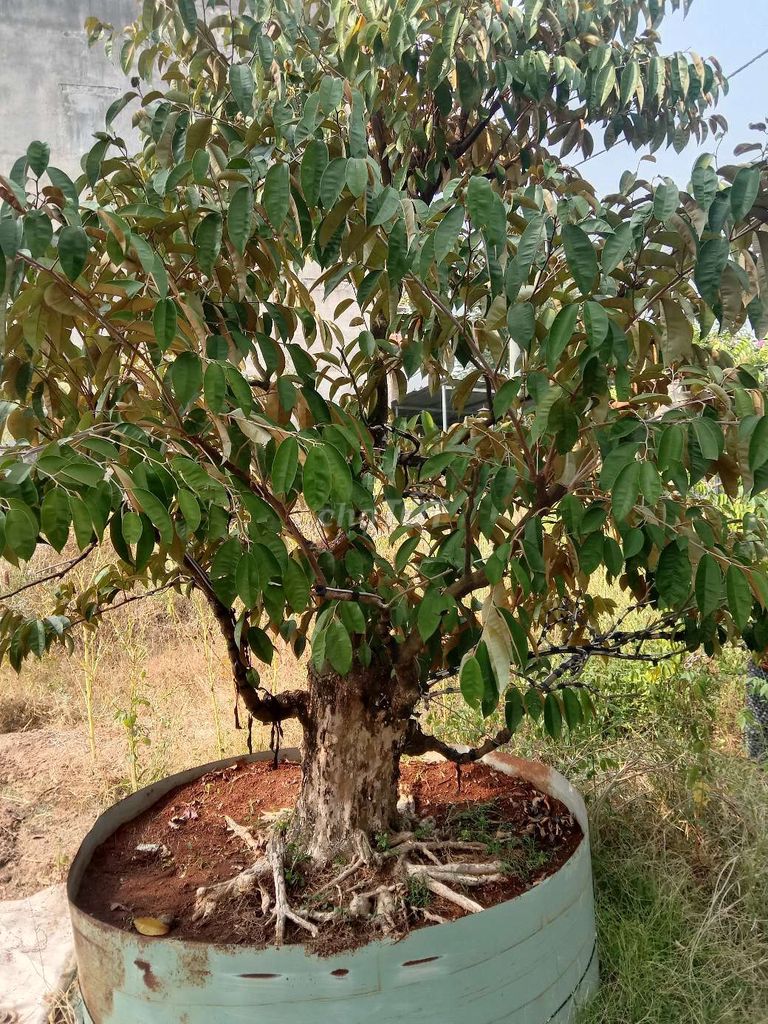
1;556;767;1022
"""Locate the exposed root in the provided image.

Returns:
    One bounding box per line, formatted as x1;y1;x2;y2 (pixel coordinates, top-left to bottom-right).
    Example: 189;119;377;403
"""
192;857;270;922
224;815;264;854
267;833;319;945
195;812;513;941
419;877;484;914
314;856;366;896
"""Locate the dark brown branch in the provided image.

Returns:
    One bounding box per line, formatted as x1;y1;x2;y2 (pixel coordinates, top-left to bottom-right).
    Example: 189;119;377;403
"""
313;584;388;609
67;582;176;628
184;554;309;728
0;543;96;602
404;720;511;765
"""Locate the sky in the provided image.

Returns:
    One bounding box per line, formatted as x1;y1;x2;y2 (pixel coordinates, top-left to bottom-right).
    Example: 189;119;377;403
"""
584;0;768;195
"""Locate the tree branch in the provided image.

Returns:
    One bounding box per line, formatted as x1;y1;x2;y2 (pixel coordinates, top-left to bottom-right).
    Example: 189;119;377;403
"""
184;555;309;728
0;543;96;602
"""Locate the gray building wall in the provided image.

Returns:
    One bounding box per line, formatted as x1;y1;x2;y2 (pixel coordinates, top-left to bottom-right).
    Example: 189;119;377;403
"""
0;1;137;176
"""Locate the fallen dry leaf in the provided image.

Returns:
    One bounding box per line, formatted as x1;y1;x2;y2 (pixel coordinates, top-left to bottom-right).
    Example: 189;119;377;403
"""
133;916;170;937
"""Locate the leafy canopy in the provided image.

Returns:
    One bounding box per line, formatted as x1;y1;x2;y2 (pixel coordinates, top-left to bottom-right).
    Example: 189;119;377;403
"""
1;0;768;740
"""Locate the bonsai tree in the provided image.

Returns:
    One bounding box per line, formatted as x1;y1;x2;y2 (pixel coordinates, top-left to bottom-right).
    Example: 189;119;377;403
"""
2;0;768;935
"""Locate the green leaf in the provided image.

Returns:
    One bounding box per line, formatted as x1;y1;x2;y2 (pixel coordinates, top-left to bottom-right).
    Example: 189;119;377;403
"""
653;178;680;222
726;565;752;631
284;559;311;612
346;158;368;198
236;551;261;607
5;502;37;560
303;445;331;510
562;224;598;296
433;206;464;264
504;687;525;733
493;379;518;419
203;362;226;413
748;415;768;471
227;186;253;254
691;418;723;461
326;619;353;674
177;489;201;534
323;442;354;503
263;163;290;227
418;588;448;641
730;166;760;223
58;226;89;280
612;462;640;522
229;63;255;115
248;626;274;664
133;488;173;545
41;489;71;552
460;655;484;711
695;237;729;306
562;688;584;731
658;423;685;470
507;303;535;348
639;463;662;507
602;223;633;275
546;304;580;370
656;542;691;607
153;298;177;351
695;553;722;620
26;140;50;177
387;216;409;287
272;437;299;496
178;0;197;33
370;187;400;227
69;496;94;549
466;176;494;230
47;166;79;207
320;158;347;208
692;163;718;210
23;212;53;259
583;301;609;346
122;510;143;545
348;90;367;159
170;351;202;407
194;212;222;275
210;538;241;605
300;140;329;206
543;693;563;739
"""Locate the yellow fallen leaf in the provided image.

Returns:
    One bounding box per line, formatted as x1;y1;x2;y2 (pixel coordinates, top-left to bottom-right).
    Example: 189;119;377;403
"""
133;916;170;937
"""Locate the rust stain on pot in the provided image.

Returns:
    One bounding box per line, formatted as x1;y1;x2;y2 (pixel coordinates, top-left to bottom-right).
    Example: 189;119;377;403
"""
134;958;162;992
177;945;211;986
402;955;440;967
330;968;349;977
72;917;123;1018
239;972;282;979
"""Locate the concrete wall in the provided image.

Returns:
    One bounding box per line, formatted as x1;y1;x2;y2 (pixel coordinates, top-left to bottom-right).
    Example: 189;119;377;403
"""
0;0;137;176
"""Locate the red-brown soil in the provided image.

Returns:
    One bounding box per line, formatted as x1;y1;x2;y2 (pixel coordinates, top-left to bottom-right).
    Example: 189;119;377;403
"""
75;758;582;951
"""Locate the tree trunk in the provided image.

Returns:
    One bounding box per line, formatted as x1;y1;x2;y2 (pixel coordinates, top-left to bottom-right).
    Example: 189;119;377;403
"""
292;660;420;865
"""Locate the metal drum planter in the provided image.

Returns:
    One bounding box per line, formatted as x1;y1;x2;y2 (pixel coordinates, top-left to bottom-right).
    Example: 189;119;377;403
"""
68;750;598;1024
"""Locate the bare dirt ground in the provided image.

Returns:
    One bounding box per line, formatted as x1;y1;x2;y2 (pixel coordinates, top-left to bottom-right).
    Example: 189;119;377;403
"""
0;727;126;900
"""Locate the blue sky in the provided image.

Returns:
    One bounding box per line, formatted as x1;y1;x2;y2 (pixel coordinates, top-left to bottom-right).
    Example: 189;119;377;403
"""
584;0;768;195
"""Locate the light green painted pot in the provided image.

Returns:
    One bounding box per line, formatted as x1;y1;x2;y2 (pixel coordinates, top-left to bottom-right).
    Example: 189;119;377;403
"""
69;750;598;1024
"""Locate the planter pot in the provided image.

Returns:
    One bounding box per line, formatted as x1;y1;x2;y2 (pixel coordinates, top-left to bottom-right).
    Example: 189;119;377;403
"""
68;750;598;1024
